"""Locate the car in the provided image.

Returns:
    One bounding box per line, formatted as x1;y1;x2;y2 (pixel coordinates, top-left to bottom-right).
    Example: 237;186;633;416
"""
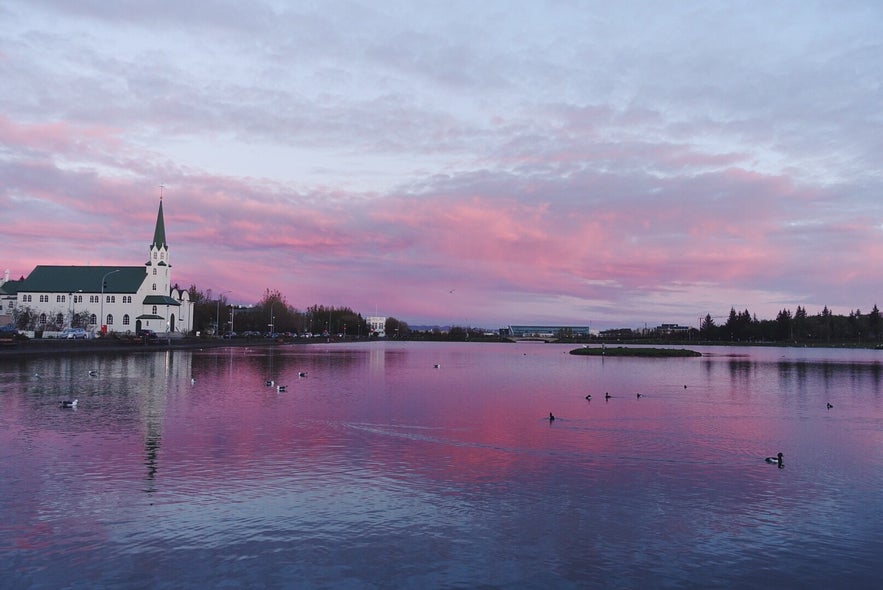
60;328;87;339
136;329;159;341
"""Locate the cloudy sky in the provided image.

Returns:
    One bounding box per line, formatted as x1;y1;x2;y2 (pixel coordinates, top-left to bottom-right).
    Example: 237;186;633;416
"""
2;1;881;329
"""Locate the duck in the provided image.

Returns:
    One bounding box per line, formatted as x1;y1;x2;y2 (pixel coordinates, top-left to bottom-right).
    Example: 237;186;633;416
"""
276;385;287;392
433;363;441;369
765;452;784;465
298;372;307;378
88;370;98;377
605;392;611;400
548;412;556;422
636;393;642;399
585;394;591;400
265;379;275;387
60;399;78;409
826;402;833;409
191;377;196;385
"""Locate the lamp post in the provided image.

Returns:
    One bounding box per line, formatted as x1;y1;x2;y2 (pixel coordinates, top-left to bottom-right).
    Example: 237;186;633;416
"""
69;289;82;327
217;290;231;338
99;269;120;336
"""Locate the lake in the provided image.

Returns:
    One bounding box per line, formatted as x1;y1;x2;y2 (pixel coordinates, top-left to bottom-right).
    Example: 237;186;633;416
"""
1;342;881;589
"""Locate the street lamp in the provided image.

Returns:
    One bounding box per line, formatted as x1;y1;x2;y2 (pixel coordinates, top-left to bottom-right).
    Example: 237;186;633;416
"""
69;289;83;327
217;290;231;338
99;269;120;336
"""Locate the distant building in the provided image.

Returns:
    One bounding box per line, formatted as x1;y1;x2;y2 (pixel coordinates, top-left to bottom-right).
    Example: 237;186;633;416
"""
501;325;590;338
655;323;690;336
9;199;194;336
366;316;386;337
599;328;636;339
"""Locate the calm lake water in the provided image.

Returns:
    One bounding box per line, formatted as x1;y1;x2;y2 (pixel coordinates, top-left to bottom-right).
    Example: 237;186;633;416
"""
1;342;881;589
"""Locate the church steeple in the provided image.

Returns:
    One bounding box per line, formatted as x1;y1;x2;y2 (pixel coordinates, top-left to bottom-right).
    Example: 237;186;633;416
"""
152;197;167;250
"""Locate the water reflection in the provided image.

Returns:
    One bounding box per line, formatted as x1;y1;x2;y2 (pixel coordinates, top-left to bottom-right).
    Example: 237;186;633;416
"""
1;343;882;588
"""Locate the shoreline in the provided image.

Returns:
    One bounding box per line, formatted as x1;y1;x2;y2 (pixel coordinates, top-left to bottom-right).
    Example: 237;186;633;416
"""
0;336;285;359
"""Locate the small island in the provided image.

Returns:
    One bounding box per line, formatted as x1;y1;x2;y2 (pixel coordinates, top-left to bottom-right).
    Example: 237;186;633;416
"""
569;346;702;357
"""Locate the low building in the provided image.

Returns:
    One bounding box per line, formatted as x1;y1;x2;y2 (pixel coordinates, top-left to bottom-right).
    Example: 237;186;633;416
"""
502;325;590;338
366;315;386;337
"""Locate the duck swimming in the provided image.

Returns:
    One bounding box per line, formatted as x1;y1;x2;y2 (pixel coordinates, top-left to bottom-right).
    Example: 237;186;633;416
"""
826;403;833;409
60;399;78;409
585;394;591;400
549;412;555;422
765;452;784;466
605;392;611;400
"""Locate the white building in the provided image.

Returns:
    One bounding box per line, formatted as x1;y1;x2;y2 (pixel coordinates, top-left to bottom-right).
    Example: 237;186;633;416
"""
366;316;386;337
9;199;194;337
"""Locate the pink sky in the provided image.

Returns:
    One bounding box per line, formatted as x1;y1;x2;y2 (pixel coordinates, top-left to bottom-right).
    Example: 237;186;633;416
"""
2;1;882;329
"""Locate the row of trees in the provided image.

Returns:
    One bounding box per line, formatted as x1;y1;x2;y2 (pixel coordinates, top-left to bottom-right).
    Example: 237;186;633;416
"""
699;305;883;343
188;286;411;338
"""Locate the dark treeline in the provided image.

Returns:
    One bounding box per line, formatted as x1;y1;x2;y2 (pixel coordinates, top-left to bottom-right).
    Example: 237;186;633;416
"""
697;305;882;344
188;286;410;338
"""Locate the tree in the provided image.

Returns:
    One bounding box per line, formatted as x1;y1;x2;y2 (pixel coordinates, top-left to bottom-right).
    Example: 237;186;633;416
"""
776;309;793;341
869;304;881;341
385;317;409;338
700;314;716;337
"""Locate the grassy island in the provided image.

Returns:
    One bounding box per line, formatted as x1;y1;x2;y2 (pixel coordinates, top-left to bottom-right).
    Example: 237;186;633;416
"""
569;346;702;357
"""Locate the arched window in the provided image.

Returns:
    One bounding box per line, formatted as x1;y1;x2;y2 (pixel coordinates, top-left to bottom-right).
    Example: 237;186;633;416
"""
39;314;46;325
153;252;157;259
152;283;157;291
123;314;130;326
106;314;114;326
56;313;63;325
153;268;157;275
152;305;157;314
90;314;97;325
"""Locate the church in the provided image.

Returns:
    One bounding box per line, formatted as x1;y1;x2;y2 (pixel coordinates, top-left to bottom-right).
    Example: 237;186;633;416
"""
2;199;194;337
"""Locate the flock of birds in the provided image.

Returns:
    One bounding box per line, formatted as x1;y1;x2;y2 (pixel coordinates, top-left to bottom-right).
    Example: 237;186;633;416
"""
52;361;841;470
544;383;841;470
263;371;308;393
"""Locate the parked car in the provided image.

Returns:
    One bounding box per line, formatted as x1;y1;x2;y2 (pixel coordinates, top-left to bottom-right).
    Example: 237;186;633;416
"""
60;328;87;339
136;329;158;341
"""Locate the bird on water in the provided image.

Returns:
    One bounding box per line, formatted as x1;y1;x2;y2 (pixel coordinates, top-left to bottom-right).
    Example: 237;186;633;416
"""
765;452;784;466
826;403;833;409
549;412;555;422
60;399;78;408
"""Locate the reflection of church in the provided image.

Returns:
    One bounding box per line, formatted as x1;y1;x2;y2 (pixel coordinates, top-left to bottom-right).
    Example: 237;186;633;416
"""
8;199;194;336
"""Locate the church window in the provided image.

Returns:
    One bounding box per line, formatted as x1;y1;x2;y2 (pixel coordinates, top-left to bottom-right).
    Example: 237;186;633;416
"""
57;295;65;303
152;305;157;314
160;252;165;260
106;295;111;303
90;314;97;325
153;252;157;260
152;283;157;291
56;313;63;325
153;268;157;275
123;314;130;326
106;314;113;326
39;314;46;325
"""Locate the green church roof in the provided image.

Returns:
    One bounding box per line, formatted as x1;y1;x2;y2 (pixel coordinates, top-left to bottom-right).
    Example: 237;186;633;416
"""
19;266;146;293
142;295;181;306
